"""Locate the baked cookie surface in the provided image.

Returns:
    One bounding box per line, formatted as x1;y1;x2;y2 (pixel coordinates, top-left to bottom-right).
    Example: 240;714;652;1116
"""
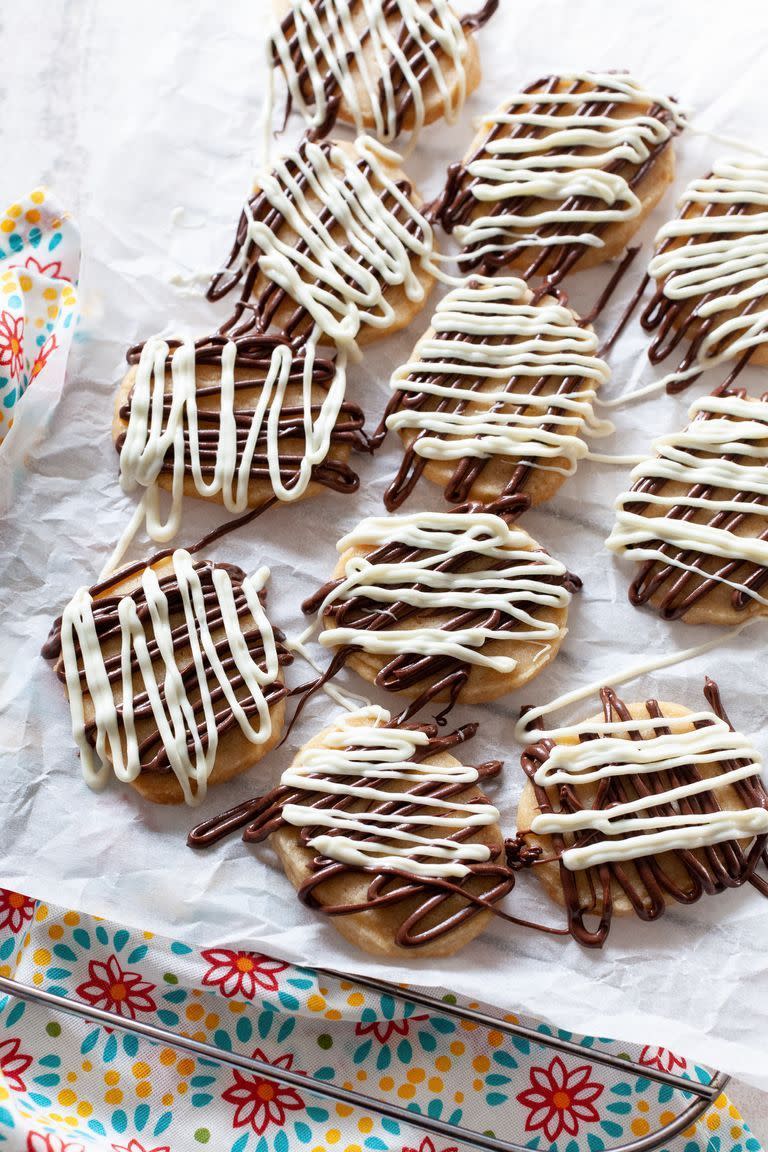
270;0;497;142
303;507;578;710
378;276;612;509
43;550;292;805
517;680;768;946
607;388;768;624
432;71;683;281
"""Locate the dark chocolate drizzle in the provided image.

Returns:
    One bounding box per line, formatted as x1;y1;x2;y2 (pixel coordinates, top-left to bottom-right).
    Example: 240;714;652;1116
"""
601;174;768;392
119;333;369;498
188;718;567;948
42;558;293;777
296;497;580;722
620;385;768;620
520;679;768;947
373;280;614;511
271;0;499;141
429;73;680;286
206;137;429;346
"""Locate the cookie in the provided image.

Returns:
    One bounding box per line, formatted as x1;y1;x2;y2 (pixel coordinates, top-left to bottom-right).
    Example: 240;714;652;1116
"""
303;507;579;711
643;158;768;392
516;679;768;946
207;135;436;355
270;0;498;142
191;707;512;958
377;276;612;509
431;71;684;282
42;550;292;805
606;388;768;624
114;333;367;543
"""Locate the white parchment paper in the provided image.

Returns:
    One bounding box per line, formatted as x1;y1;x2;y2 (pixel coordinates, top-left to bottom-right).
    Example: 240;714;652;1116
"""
2;0;768;1089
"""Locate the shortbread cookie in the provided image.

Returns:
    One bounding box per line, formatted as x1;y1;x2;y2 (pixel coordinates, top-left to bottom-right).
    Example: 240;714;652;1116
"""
42;550;291;805
207;135;436;355
431;71;684;281
190;707;513;958
517;680;768;947
270;0;497;142
303;508;578;710
643;158;768;392
606;389;768;624
114;333;367;543
377;276;612;509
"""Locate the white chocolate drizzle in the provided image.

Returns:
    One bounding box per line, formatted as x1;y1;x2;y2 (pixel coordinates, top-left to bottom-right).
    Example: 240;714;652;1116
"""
386;277;612;473
316;510;571;671
243;135;435;357
59;550;281;806
270;0;470;143
280;706;499;877
119;332;347;544
647;158;768;388
452;72;684;263
527;709;768;871
606;391;768;605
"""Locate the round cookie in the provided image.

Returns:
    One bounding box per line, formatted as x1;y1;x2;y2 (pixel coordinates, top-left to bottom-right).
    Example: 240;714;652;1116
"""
306;510;576;706
607;390;768;625
271;0;490;141
113;335;365;531
433;71;682;280
270;709;509;959
43;551;290;806
208;136;436;352
381;278;611;510
646;158;768;378
516;687;768;944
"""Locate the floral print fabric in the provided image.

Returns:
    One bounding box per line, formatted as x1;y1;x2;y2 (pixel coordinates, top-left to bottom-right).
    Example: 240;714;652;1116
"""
0;189;79;444
0;889;762;1152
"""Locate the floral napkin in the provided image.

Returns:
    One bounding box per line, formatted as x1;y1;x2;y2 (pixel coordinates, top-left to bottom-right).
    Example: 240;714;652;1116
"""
0;887;762;1152
0;188;79;445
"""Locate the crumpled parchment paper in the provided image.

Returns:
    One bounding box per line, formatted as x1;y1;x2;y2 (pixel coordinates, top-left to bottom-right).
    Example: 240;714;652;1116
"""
2;0;768;1091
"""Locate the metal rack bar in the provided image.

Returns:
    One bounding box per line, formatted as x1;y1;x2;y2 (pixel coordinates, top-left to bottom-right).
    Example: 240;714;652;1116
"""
0;974;729;1152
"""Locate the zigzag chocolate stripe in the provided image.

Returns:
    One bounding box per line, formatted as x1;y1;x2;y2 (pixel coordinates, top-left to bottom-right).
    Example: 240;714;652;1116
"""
520;680;768;947
606;389;768;619
431;71;683;281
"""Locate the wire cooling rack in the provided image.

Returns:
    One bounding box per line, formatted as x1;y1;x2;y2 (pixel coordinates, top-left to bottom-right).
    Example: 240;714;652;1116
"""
0;969;729;1152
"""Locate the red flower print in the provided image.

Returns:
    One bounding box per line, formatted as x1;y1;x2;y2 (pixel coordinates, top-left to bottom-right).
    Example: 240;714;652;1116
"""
200;948;289;999
222;1049;305;1135
517;1056;603;1143
403;1139;458;1152
0;887;36;933
0;1037;32;1092
639;1045;687;1073
111;1141;171;1152
21;257;69;281
30;333;58;382
0;312;24;378
26;1132;86;1152
355;1014;429;1045
75;954;157;1020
